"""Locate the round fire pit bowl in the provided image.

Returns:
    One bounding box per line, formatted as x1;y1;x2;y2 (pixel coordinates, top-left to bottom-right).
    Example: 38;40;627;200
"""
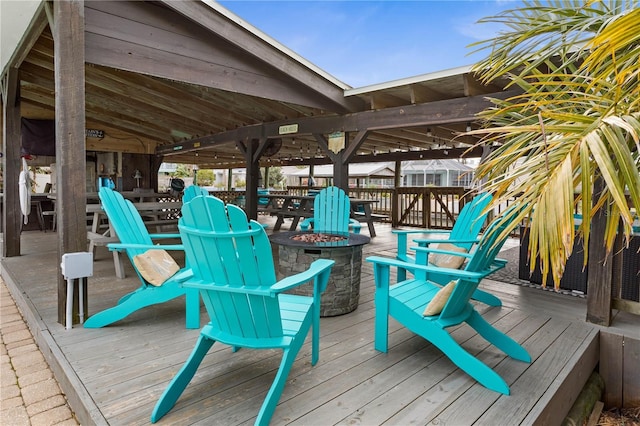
269;231;370;316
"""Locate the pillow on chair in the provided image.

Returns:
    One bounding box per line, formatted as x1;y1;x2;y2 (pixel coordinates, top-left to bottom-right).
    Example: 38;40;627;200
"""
133;249;180;286
423;281;457;316
429;243;468;269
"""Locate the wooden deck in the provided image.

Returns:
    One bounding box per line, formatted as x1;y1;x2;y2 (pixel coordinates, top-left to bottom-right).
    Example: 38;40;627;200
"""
3;216;633;425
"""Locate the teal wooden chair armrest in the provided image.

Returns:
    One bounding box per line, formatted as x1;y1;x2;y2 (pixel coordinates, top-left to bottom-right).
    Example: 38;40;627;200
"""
152;195;334;425
183;281;275;296
172;268;194;283
412;237;480;246
412;245;475;259
271;258;334;293
367;255;487;281
299;217;313;231
149;233;181;239
494;257;508;267
366;207;530;396
106;243;184;252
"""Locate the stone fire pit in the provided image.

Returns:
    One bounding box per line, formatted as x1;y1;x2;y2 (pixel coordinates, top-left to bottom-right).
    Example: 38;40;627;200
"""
269;231;370;316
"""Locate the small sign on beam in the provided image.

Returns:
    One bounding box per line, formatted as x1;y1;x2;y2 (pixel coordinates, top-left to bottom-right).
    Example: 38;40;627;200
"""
279;124;299;135
328;131;345;153
86;129;104;138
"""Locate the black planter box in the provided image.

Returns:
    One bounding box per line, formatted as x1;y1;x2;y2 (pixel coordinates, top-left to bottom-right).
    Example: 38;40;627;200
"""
621;236;640;301
518;226;587;293
519;226;639;301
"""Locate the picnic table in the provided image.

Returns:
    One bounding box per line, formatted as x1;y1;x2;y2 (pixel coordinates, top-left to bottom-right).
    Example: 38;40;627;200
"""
349;199;382;237
260;194;316;231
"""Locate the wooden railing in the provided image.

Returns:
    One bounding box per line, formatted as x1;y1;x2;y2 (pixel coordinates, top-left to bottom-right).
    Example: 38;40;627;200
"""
287;186;487;230
209;186;527;233
393;186;471;229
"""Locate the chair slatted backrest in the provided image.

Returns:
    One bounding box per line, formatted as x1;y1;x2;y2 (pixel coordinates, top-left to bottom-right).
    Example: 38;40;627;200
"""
313;187;352;234
438;208;520;321
99;188;154;261
179;196;283;339
396;192;493;264
182;185;210;203
449;192;493;250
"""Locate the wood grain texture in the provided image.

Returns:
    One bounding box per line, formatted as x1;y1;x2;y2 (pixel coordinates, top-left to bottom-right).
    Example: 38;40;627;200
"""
3;219;638;426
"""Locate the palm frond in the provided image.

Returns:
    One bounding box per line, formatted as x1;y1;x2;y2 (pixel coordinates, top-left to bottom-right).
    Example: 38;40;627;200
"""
466;0;639;288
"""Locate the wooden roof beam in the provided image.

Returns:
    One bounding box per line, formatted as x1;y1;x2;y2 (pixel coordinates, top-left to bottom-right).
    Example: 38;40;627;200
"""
158;90;518;156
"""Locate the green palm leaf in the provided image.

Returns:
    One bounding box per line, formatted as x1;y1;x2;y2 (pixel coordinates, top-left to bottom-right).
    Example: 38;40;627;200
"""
466;0;640;289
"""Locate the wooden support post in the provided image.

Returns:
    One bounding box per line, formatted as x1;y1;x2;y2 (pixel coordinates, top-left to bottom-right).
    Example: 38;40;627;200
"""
2;68;22;257
333;160;349;192
392;160;401;227
242;138;260;219
54;0;87;325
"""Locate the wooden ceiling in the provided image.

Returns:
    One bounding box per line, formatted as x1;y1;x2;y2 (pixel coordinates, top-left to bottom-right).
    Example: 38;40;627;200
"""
15;0;512;169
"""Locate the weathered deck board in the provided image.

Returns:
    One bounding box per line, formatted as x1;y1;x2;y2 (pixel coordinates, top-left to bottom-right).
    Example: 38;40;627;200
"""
1;217;616;425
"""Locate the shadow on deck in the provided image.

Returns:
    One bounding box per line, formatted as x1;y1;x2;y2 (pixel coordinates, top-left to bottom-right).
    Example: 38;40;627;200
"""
1;217;626;425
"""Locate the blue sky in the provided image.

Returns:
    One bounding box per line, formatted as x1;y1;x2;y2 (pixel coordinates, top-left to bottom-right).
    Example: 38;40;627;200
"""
218;1;518;88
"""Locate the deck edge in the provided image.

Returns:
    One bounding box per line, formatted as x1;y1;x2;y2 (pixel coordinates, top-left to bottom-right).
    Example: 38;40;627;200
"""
524;325;600;425
1;261;109;426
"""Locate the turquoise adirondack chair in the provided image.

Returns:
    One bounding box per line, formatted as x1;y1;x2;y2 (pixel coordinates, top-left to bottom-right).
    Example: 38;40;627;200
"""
182;185;209;202
83;188;200;329
367;207;531;395
393;192;502;307
151;195;334;425
300;186;361;234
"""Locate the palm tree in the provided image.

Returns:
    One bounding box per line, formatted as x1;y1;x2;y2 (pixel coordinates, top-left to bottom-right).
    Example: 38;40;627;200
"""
467;0;640;287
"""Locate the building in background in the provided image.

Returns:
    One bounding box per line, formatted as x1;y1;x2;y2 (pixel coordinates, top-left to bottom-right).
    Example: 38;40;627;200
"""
402;159;475;187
